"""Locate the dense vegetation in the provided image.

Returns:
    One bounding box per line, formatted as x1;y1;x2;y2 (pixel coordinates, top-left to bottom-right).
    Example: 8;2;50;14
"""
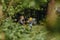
0;0;60;40
2;0;48;16
0;0;49;40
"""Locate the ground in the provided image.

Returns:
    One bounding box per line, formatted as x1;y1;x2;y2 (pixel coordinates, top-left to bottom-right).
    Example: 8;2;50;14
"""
0;22;60;40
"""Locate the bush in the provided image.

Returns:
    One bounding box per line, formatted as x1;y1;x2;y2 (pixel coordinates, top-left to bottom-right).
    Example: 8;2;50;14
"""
0;17;48;40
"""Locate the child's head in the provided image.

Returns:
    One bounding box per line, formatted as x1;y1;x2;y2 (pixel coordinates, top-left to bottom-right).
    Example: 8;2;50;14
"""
20;15;24;19
29;17;32;21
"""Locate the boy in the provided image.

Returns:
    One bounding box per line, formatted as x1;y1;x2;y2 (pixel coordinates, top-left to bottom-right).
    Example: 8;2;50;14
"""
28;17;33;29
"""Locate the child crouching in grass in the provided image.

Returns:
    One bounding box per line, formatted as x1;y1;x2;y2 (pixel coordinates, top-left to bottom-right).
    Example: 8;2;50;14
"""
28;17;33;29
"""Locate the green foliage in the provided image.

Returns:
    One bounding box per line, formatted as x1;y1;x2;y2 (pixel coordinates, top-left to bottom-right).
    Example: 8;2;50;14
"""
1;0;48;17
0;0;49;40
1;17;29;40
0;17;48;40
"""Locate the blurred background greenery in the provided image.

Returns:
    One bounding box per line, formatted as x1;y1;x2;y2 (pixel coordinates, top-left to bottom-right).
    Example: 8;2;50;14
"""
0;0;60;40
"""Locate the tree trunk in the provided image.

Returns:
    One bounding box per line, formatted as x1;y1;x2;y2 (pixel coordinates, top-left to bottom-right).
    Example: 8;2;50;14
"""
46;0;57;28
0;32;5;40
0;4;3;19
0;4;4;25
0;3;5;40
